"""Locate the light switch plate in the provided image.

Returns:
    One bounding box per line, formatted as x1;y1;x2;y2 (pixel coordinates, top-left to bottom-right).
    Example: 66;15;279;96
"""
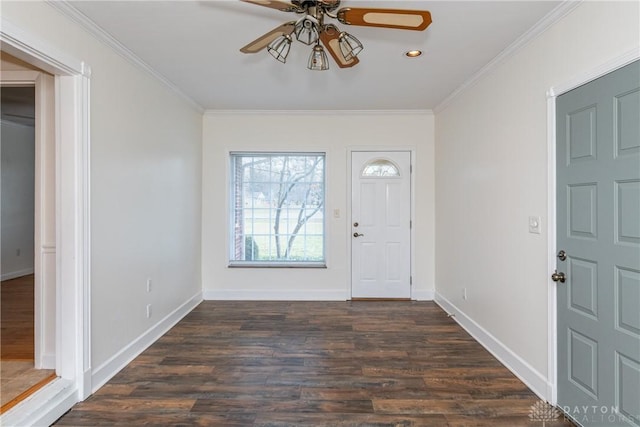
529;216;542;234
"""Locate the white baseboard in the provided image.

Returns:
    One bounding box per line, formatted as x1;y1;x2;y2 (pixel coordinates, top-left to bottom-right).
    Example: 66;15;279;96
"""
91;292;202;393
412;289;435;301
203;289;348;301
434;292;551;401
1;267;35;281
1;378;77;427
204;288;434;301
35;352;56;370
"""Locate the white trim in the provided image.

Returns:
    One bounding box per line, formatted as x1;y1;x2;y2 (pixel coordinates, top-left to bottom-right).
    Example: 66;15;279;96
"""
41;353;56;368
205;110;434;116
434;0;582;114
0;70;41;85
55;70;93;398
79;67;93;398
435;292;551;401
34;70;51;371
203;289;347;301
0;18;84;76
545;47;640;406
546;91;559;405
548;47;640;98
0;379;76;427
411;289;434;301
0;268;35;281
91;292;203;392
46;1;204;113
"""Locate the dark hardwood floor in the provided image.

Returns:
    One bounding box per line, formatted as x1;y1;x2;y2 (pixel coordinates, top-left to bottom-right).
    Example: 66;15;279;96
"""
1;275;56;412
55;301;573;426
1;275;35;360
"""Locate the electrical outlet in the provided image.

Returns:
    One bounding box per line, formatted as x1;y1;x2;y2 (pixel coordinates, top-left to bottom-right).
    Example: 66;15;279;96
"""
462;288;467;300
146;304;152;318
146;278;152;293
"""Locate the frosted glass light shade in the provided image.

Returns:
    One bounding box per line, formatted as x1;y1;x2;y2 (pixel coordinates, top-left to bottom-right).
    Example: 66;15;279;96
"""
308;44;329;71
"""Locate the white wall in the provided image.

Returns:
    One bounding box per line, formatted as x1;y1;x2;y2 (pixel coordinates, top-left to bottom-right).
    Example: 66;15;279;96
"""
434;0;639;397
1;1;203;383
1;120;35;280
202;112;435;300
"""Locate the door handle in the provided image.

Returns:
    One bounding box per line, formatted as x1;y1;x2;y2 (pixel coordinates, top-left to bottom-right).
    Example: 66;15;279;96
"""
353;232;364;238
551;270;566;283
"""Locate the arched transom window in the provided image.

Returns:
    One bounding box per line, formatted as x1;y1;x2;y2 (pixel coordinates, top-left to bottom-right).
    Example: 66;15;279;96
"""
361;159;401;177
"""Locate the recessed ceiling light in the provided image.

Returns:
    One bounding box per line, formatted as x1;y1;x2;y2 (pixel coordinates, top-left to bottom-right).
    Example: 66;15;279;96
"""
404;50;423;58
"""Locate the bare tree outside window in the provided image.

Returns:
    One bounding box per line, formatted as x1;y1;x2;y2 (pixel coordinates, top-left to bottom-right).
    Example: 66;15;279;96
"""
230;153;325;265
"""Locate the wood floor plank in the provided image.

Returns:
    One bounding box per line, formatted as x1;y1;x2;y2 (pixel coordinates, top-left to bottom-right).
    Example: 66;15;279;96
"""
252;413;449;427
54;301;574;426
1;275;57;412
1;276;35;360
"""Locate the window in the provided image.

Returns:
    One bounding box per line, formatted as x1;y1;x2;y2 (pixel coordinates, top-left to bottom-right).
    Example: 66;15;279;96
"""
361;159;400;177
230;152;325;266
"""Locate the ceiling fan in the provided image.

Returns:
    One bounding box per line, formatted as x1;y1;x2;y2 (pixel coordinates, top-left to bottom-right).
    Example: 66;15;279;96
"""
239;0;432;70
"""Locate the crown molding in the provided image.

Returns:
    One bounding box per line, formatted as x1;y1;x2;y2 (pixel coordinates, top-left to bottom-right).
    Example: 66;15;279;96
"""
204;109;434;116
434;0;582;115
46;1;204;113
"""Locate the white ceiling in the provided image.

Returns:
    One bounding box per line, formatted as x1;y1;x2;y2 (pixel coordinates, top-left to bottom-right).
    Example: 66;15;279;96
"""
66;0;562;111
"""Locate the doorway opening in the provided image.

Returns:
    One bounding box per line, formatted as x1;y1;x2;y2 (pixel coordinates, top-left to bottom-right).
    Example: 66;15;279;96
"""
1;56;57;413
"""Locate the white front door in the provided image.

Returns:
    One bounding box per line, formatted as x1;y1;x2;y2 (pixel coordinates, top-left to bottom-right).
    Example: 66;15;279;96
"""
351;151;411;299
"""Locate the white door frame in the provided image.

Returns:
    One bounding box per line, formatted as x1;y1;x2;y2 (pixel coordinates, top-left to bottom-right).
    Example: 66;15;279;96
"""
545;47;640;405
347;147;416;300
0;18;92;426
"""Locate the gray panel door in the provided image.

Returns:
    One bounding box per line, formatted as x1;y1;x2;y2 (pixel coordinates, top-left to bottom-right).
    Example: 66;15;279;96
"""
556;60;640;427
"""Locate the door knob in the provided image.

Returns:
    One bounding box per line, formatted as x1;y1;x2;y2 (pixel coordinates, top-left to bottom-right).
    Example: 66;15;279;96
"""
551;270;566;283
353;232;364;238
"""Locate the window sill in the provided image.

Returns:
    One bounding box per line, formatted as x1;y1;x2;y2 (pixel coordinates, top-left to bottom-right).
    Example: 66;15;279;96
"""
228;262;327;269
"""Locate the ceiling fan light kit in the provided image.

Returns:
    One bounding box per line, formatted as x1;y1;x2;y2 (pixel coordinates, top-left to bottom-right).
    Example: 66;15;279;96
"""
337;31;362;61
308;43;330;70
267;34;293;62
240;0;432;71
295;16;320;45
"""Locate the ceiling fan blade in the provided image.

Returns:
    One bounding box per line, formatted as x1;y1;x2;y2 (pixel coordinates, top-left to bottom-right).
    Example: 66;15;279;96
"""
319;26;359;68
337;8;432;31
240;0;299;12
240;22;296;54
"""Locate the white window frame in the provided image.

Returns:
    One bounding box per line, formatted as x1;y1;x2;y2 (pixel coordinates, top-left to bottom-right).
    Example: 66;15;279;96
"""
228;151;326;268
